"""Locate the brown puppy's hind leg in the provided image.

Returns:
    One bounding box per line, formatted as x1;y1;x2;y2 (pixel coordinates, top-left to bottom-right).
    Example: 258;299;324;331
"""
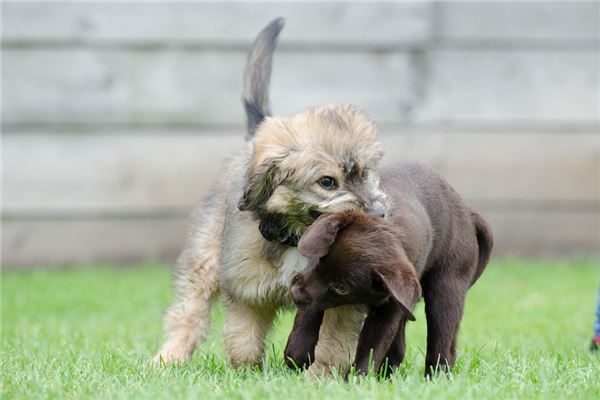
422;267;469;378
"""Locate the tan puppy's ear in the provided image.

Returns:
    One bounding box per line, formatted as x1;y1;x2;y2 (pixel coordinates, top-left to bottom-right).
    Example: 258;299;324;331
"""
372;262;422;321
238;157;285;211
298;213;351;258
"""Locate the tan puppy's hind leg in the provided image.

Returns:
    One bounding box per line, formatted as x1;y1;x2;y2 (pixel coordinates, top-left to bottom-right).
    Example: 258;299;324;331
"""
307;305;365;378
223;299;277;368
153;238;221;365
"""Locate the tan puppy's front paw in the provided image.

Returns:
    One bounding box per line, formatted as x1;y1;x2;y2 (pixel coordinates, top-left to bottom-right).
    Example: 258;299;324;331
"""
151;344;193;367
305;361;335;379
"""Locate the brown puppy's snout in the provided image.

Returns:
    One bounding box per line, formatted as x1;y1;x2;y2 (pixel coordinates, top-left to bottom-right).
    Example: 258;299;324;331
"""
290;274;311;307
291;273;303;286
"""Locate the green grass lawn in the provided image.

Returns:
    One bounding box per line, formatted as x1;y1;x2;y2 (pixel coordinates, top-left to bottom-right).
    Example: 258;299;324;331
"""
2;259;599;399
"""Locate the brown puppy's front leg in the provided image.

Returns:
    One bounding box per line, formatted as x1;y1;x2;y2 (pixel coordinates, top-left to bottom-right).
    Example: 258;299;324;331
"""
352;301;404;376
380;316;408;377
284;309;324;369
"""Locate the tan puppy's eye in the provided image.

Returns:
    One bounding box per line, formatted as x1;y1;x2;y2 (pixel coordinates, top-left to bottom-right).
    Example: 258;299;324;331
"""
318;176;338;190
330;282;348;296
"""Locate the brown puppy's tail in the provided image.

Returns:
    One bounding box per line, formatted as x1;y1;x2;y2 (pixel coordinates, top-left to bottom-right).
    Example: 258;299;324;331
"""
470;210;493;286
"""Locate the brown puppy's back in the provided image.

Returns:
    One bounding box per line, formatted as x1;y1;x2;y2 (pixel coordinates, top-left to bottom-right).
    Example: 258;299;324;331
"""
380;161;488;282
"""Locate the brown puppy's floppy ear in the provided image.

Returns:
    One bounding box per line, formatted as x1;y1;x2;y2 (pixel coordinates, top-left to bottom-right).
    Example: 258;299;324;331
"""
372;262;422;321
238;156;286;211
298;213;351;258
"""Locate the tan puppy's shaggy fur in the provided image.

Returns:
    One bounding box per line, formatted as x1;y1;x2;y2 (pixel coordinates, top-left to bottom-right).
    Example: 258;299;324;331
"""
154;18;387;375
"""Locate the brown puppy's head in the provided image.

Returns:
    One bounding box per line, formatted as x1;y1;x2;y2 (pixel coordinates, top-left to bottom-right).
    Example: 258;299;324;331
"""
238;104;388;245
290;212;421;320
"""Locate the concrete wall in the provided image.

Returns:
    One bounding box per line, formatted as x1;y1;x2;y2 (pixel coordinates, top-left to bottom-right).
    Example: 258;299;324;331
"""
2;1;599;267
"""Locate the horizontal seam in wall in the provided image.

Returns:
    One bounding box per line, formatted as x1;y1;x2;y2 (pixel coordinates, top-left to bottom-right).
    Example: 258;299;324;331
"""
2;39;599;52
2;122;599;135
2;201;599;221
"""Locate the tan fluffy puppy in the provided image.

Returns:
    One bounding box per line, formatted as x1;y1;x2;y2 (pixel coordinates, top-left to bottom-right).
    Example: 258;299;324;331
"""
154;18;387;375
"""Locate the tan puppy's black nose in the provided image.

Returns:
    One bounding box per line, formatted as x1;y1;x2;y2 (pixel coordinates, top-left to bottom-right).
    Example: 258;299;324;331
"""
366;207;385;218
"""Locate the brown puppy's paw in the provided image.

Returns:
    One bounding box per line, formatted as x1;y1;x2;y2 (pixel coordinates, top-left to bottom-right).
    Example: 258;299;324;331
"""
284;348;312;370
424;361;452;379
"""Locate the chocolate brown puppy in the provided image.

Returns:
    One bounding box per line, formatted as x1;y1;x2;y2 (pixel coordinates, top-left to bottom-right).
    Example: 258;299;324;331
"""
285;161;493;377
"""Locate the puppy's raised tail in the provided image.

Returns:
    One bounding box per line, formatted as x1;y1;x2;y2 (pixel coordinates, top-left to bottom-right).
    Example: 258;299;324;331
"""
470;210;493;286
243;17;285;139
